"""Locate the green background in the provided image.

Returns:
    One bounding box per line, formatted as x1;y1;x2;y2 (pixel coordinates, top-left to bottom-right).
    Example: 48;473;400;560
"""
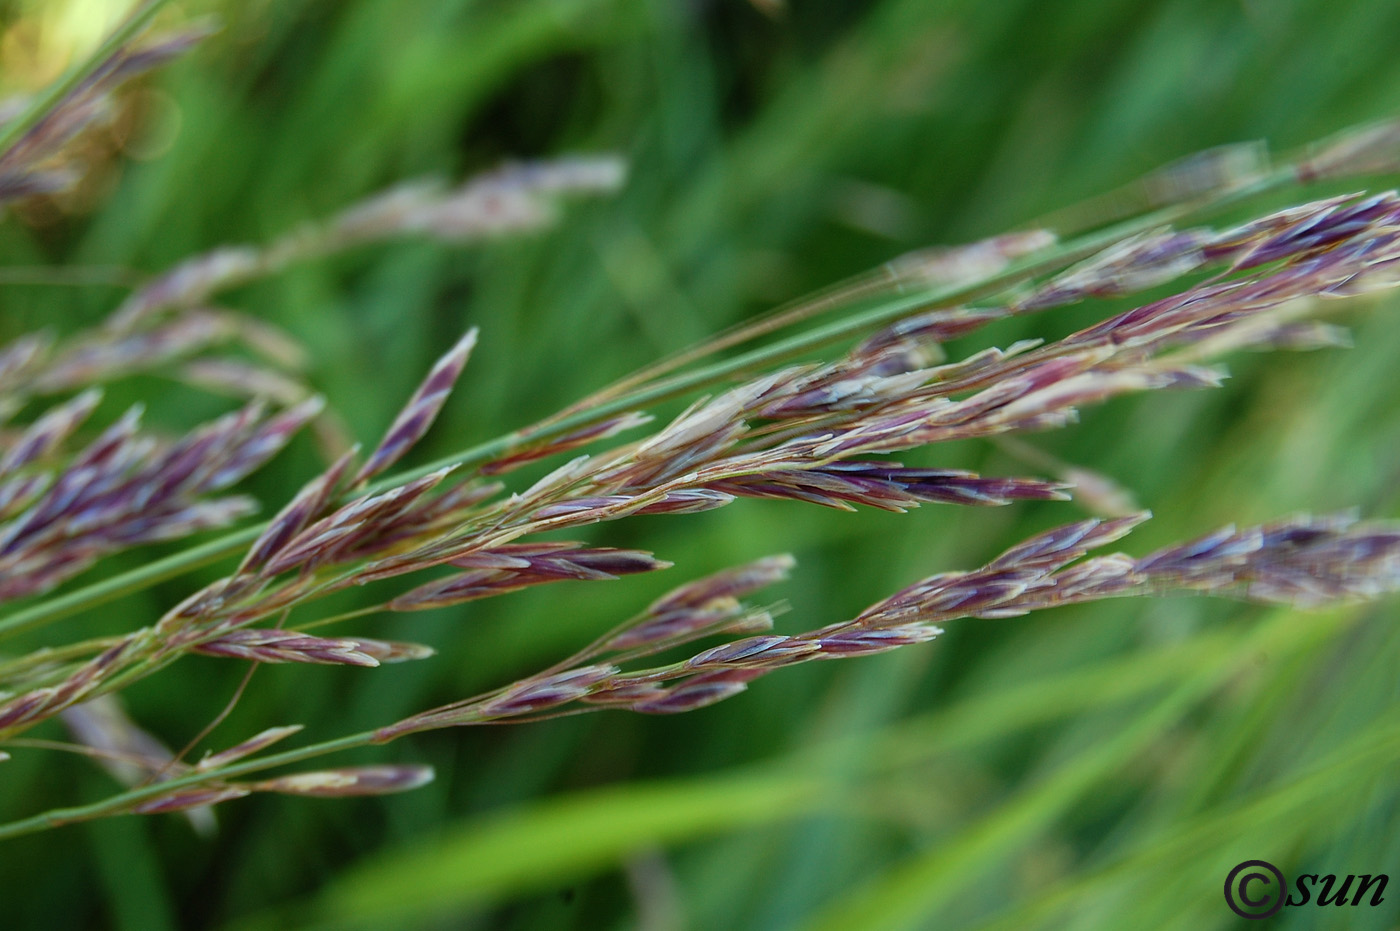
1;0;1399;928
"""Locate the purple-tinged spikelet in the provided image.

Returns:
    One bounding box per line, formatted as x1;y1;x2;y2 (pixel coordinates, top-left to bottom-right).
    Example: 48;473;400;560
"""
684;635;819;670
250;764;434;797
475;665;620;716
355;329;478;484
259;467;456;577
0;389;102;476
482;412;652;476
852;307;1011;361
387;545;670;611
192;629;434;667
131;786;250;816
710;462;1069;512
628;669;766;715
239;448;358;575
1015;229;1211;312
648;556;795;616
197;726;305;772
811;624;944;656
988;513;1151;571
602;599;750;653
374;665;620;739
109;248;261;333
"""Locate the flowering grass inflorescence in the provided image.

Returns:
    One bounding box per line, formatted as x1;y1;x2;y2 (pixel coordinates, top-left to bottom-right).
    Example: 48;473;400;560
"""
3;8;1400;840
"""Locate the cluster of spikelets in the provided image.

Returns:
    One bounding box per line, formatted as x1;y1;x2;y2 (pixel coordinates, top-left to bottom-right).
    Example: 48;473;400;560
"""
5;10;1400;836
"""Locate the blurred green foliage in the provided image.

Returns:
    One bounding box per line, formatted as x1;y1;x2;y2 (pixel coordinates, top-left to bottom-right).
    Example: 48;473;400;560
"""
3;0;1400;928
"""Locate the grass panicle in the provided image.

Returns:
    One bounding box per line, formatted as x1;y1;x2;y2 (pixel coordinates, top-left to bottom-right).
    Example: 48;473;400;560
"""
3;13;1400;917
